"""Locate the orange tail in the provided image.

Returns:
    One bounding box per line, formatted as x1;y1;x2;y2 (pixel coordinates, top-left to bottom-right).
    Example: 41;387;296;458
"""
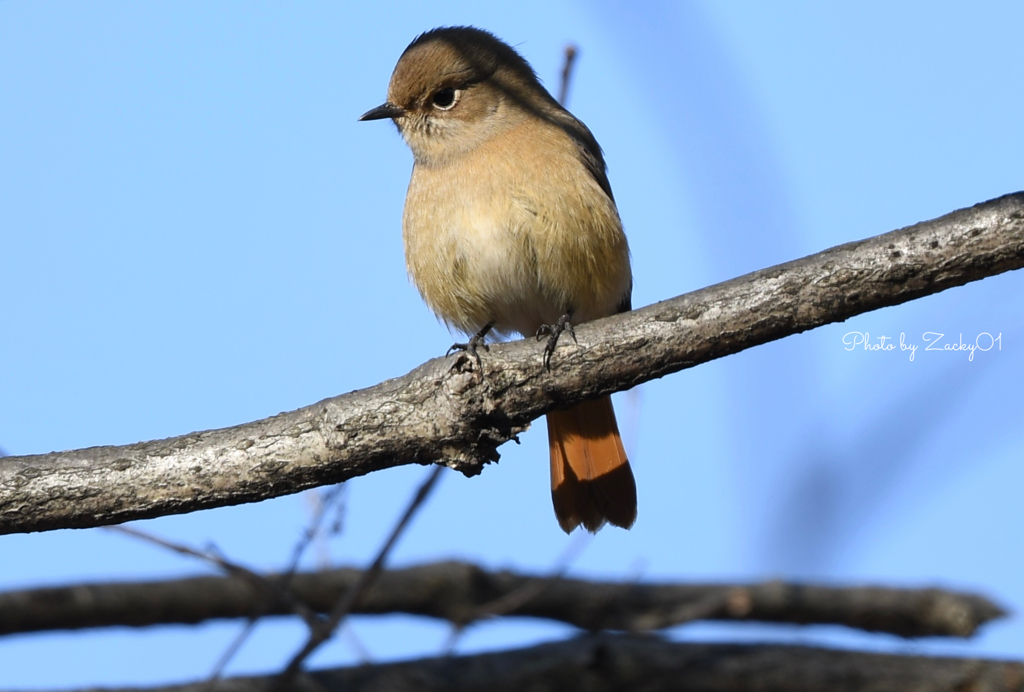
548;396;637;533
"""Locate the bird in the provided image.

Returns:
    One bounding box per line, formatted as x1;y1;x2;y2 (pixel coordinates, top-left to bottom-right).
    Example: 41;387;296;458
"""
360;26;636;533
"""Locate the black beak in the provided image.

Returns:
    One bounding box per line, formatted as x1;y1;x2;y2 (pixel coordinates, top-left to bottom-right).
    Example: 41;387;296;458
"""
359;102;404;121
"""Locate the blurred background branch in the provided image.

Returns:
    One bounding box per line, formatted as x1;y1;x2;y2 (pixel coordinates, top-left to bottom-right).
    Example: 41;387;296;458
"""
0;560;1006;640
6;634;1021;692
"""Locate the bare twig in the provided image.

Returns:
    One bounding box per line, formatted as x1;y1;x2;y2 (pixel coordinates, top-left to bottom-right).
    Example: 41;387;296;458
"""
274;466;444;688
2;193;1022;535
0;560;1005;640
207;485;347;681
558;43;578;106
107;526;319;629
289;485;347;575
463;532;590;623
11;634;1022;692
443;533;591;653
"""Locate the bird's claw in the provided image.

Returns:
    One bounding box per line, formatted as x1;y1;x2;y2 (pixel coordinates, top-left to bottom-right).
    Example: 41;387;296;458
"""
447;322;494;373
536;313;576;370
447;338;489;370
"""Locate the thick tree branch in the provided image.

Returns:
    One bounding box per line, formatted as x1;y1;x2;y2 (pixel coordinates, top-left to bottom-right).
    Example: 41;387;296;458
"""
1;193;1022;535
9;634;1021;692
0;561;1006;639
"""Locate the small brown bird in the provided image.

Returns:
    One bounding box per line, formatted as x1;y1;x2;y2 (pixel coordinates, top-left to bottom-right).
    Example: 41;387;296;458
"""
361;27;636;533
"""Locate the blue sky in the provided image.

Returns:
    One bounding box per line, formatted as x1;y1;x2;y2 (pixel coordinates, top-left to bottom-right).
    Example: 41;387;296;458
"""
1;2;1021;687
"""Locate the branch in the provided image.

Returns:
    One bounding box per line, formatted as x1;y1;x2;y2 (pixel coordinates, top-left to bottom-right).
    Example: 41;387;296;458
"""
0;560;1006;639
275;466;443;686
558;43;578;106
11;634;1022;692
106;525;320;629
208;484;346;679
1;193;1022;535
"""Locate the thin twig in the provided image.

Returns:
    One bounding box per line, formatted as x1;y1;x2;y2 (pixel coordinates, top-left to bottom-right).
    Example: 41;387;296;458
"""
207;485;346;681
443;532;591;653
107;526;318;628
340;621;374;664
469;532;590;621
273;466;444;688
558;43;578;106
291;485;347;574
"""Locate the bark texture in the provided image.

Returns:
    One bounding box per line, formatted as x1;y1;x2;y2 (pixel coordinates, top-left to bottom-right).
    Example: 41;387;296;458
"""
1;192;1022;535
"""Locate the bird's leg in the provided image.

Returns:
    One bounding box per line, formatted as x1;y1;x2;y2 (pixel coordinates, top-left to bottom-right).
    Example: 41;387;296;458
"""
536;310;576;370
447;321;494;370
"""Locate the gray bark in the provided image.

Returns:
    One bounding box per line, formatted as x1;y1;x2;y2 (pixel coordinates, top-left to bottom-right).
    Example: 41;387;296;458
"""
1;192;1022;535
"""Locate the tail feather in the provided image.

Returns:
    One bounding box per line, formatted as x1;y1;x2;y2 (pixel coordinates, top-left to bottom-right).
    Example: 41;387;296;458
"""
548;396;637;533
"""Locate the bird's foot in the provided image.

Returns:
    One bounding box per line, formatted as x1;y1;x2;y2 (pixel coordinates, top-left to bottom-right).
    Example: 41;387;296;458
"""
447;322;494;372
536;312;576;370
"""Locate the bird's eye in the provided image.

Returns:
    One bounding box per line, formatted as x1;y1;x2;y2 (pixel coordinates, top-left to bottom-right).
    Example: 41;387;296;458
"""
431;87;459;110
